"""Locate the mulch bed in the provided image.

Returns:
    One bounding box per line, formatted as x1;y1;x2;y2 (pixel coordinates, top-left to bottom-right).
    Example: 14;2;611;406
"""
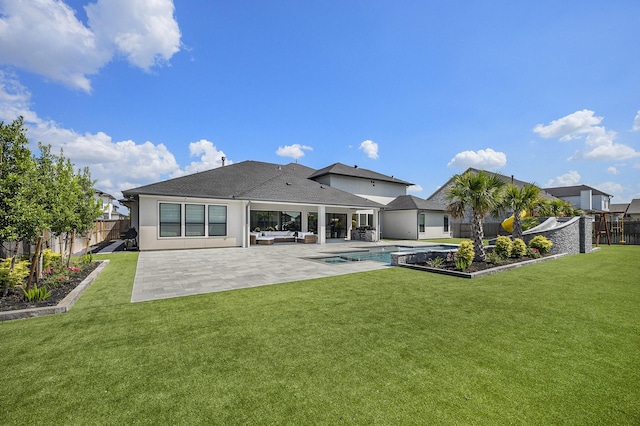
416;255;549;273
0;262;99;313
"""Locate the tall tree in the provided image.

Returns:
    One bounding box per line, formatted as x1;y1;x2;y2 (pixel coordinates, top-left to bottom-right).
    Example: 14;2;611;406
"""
0;118;46;257
446;170;506;261
500;183;541;240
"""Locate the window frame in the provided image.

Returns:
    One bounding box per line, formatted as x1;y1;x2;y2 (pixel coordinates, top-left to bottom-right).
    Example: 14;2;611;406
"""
158;202;228;238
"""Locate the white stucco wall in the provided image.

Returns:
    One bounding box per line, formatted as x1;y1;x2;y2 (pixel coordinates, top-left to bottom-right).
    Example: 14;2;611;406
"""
381;210;451;240
321;175;407;204
137;195;244;251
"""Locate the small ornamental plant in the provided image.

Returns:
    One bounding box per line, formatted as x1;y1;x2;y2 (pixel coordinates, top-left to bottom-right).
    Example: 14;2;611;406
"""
512;238;527;258
529;235;553;254
455;240;474;271
494;236;513;259
527;247;541;259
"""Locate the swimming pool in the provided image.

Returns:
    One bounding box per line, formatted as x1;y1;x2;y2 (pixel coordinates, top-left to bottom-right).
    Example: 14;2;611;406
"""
314;244;458;264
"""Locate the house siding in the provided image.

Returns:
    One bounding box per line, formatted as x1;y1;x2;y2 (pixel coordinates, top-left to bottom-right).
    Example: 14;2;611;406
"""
137;195;245;251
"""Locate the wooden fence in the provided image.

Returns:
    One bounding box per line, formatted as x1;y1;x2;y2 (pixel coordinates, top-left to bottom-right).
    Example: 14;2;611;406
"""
2;219;131;258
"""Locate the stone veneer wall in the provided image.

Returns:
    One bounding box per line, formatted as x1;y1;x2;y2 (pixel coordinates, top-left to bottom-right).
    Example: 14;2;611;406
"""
521;216;592;255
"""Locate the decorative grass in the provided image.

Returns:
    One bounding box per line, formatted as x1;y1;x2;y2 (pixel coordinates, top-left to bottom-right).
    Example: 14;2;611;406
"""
1;246;638;424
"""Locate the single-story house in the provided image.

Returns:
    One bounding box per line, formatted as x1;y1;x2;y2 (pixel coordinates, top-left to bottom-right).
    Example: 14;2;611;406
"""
381;195;450;240
122;160;431;251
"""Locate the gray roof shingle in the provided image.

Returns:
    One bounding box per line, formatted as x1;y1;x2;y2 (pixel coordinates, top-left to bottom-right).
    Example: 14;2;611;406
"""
309;162;413;186
385;195;446;211
543;184;613;198
122;160;383;208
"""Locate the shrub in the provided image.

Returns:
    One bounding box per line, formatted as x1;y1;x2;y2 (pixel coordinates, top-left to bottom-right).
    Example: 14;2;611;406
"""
529;235;553;254
511;238;527;257
494;236;513;259
527;247;541;259
512;238;527;257
80;252;93;265
485;251;504;265
22;283;51;302
42;249;62;269
426;257;445;268
0;258;30;289
455;241;474;271
522;217;540;231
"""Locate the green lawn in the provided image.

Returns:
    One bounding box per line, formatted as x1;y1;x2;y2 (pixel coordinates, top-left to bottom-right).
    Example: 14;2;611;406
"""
1;246;639;425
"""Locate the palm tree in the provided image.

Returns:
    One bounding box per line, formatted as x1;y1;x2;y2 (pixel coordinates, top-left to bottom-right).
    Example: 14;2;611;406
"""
500;183;541;240
446;170;506;261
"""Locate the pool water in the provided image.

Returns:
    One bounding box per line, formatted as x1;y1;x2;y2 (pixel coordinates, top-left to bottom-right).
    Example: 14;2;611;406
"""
315;244;458;264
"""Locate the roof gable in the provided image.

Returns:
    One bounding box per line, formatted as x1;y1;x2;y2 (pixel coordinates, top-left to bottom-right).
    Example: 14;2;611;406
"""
309;162;413;186
385;195;446;211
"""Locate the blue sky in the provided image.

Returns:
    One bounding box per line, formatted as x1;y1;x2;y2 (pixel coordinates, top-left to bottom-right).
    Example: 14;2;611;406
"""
1;0;639;207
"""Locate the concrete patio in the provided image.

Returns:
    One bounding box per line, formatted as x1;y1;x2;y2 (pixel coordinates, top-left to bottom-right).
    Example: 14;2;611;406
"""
131;240;414;303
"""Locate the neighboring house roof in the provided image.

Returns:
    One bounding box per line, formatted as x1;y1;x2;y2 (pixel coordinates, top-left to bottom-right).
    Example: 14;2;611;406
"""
610;203;630;214
309;162;413;186
543;184;613;198
427;168;557;201
95;190;116;200
122;160;384;209
385;195;446;211
627;199;640;215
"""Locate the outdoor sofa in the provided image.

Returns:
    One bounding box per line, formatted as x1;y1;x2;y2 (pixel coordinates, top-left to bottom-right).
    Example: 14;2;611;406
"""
251;231;317;244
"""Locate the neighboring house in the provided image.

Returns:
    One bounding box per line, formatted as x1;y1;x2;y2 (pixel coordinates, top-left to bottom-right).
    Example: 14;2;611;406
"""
95;190;116;220
381;195;450;240
543;185;612;212
626;199;640;220
121;161;388;251
610;203;630;218
427;168;558;238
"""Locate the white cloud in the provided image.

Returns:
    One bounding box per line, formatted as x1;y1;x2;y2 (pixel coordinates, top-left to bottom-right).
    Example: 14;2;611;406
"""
534;109;640;161
407;184;423;193
0;0;181;92
173;140;229;177
545;170;581;187
607;166;619;175
359;140;379;159
85;0;181;70
594;182;623;198
447;148;506;170
633;111;640;131
0;71;223;202
275;144;313;160
533;109;603;141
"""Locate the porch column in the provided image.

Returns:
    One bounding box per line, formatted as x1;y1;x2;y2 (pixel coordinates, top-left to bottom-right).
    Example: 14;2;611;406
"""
243;202;250;248
373;209;380;242
318;206;326;245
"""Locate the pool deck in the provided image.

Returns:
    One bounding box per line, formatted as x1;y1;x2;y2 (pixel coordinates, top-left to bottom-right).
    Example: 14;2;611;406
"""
131;240;442;303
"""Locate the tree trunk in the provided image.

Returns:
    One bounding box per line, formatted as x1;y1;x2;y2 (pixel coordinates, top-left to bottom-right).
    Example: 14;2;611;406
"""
471;214;486;262
26;236;42;290
512;208;523;240
66;229;75;267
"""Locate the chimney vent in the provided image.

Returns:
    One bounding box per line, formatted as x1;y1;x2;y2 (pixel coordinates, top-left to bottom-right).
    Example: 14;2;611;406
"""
221;157;226;166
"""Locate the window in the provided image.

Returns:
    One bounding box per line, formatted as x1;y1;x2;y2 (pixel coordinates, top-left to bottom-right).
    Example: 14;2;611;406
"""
185;204;205;236
418;213;426;232
159;203;181;237
444;215;449;233
209;205;227;236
